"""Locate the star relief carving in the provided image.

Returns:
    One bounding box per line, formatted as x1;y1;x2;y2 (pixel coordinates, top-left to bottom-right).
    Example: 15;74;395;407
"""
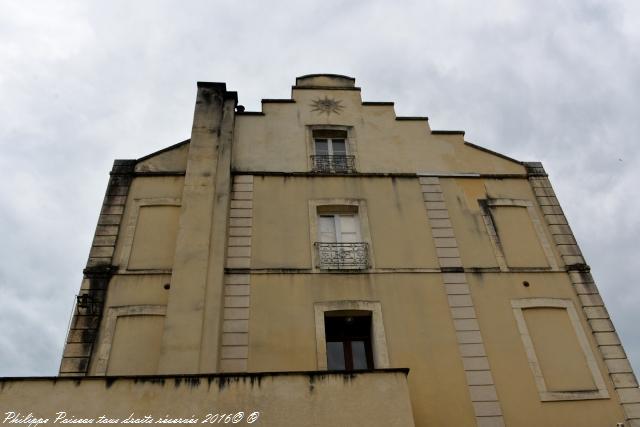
310;96;344;115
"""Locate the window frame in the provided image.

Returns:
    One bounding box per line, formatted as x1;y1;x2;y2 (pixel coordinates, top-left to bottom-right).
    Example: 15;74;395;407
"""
306;125;358;173
314;301;389;371
325;313;374;371
313;131;349;156
318;213;361;243
308;199;375;271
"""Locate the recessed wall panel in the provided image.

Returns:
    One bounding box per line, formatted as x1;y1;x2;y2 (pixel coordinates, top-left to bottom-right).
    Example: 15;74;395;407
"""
523;307;596;392
492;206;547;267
106;315;164;375
128;206;180;269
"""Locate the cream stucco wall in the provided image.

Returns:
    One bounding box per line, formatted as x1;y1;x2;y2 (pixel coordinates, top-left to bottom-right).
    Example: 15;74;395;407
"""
249;273;476;426
112;176;184;271
85;174;185;376
251;176;438;269
440;177;562;269
0;371;414;427
134;141;188;173
470;272;625;425
233;88;525;175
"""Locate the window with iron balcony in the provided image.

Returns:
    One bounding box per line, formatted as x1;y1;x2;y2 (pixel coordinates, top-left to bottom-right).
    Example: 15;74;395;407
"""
315;206;369;270
311;129;356;173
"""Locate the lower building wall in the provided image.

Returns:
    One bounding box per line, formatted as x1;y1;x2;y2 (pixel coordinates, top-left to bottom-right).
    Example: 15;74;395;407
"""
248;272;629;427
0;370;414;427
471;272;627;426
249;273;477;427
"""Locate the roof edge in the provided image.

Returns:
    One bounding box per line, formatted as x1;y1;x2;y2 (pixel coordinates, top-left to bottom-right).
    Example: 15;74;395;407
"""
292;85;361;91
463;141;522;165
136;139;191;163
296;73;355;81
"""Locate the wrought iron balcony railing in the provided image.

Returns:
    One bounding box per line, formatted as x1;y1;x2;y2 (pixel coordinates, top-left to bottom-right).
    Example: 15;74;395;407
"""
315;242;369;270
311;155;356;173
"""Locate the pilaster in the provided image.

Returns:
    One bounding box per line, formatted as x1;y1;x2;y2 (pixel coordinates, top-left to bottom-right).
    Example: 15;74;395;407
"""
157;83;236;374
218;175;254;372
420;176;506;427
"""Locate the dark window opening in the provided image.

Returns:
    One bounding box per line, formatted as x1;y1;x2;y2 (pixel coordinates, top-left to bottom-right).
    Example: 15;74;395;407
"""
325;313;373;370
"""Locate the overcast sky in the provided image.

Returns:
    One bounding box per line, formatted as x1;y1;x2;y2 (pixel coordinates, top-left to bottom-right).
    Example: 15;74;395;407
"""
1;0;639;377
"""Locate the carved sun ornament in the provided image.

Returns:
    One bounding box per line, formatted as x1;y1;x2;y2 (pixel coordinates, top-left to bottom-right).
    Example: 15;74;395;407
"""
310;96;344;115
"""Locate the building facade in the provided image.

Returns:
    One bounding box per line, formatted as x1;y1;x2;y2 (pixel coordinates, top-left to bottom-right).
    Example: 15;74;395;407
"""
1;74;639;426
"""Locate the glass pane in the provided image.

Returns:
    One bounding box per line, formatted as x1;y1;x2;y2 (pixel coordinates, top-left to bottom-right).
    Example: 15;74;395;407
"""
331;140;346;155
339;215;357;232
327;341;345;370
315;140;329;155
352;341;368;369
318;216;337;242
338;215;359;242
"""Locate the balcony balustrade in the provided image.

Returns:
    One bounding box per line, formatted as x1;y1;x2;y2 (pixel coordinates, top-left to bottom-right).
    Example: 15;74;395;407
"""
315;242;369;270
311;155;356;173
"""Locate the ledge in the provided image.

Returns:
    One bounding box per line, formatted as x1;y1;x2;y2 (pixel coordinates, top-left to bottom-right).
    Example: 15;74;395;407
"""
0;368;409;383
236;111;265;116
396;116;429;121
231;170;419;178
292;85;362;91
0;370;414;427
432;130;465;135
230;171;530;179
224;267;567;275
133;171;186;177
566;263;591;272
